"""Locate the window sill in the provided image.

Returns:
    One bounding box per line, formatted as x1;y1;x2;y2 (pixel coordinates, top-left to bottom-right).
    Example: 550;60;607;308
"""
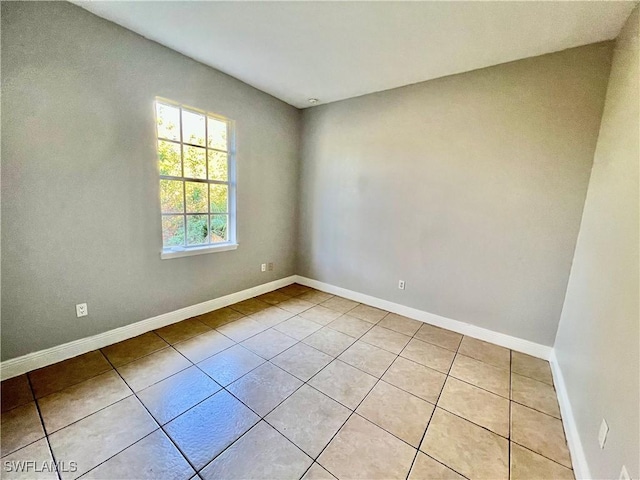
161;243;238;260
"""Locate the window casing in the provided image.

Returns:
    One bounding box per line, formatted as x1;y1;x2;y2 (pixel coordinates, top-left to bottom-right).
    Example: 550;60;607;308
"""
155;99;237;258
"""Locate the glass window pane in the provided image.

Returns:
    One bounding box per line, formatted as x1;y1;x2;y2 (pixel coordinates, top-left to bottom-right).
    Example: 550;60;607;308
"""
182;110;206;146
209;184;228;213
208;117;227;151
210;214;228;243
208;151;228;181
162;215;185;248
187;215;209;245
160;180;184;213
185;181;207;213
156;103;180;141
184;145;206;179
157;140;181;176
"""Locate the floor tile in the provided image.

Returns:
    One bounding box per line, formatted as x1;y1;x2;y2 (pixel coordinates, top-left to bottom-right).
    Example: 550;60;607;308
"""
458;336;511;369
256;290;292;305
338;341;396;377
303;327;356;357
266;385;351;458
278;284;312;297
449;354;510;398
512;352;553;385
229;298;271;315
401;338;455;374
227;362;303;416
200;421;312;480
299;305;343;326
137;366;220;425
173;329;235;363
5;291;573;480
414;324;462;352
318;414;415;480
29;351;112;399
278;297;316;314
361;326;411;354
511;403;571;468
215;317;268;342
382;357;446;403
197;307;244;329
326;315;373;338
101;332;168;368
298;290;334;304
309;360;377;409
421;408;508;480
1;401;45;456
241;328;297;359
511;373;560;418
356;381;434;447
155;318;211;345
378;313;422;336
1;375;33;413
83;430;194;480
510;443;574;480
48;396;157;479
274;316;323;340
38;370;131;434
164;390;259;470
408;452;465;480
320;296;359;314
249;306;294;327
437;376;510;437
271;343;333;381
348;304;388;324
197;344;265;386
0;438;57;480
302;463;336;480
117;347;191;392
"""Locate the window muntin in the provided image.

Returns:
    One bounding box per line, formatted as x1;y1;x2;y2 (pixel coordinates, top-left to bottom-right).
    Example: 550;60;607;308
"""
155;99;235;253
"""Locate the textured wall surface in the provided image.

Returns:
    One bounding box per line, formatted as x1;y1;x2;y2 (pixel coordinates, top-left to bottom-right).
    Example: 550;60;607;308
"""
298;43;613;346
1;2;301;360
555;7;639;479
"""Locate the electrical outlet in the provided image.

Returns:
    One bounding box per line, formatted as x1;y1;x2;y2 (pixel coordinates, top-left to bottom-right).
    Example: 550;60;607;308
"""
268;262;274;271
76;303;88;318
619;466;630;480
398;280;406;290
598;419;609;449
261;263;267;272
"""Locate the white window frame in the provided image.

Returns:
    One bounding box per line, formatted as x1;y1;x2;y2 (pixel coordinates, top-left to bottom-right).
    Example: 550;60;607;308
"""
155;98;237;259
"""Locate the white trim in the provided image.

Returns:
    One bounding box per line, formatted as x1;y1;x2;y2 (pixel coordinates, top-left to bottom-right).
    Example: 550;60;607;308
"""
161;242;238;259
294;275;552;360
0;275;296;381
549;350;591;479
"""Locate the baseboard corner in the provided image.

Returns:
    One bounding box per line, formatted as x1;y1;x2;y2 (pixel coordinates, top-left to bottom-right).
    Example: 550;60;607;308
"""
549;350;592;480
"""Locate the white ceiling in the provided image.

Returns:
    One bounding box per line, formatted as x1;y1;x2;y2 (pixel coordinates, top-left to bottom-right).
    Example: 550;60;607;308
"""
75;1;636;108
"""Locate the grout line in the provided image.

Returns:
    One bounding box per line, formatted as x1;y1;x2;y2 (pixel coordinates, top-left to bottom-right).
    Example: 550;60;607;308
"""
405;326;464;480
85;354;200;478
24;374;62;480
509;349;513;479
510;440;575;471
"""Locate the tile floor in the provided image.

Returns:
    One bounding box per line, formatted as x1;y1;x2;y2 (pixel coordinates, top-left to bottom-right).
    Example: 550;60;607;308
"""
1;284;574;480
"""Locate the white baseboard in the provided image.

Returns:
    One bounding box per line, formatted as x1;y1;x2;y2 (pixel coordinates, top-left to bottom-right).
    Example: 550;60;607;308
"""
0;276;297;381
549;350;591;479
294;275;553;360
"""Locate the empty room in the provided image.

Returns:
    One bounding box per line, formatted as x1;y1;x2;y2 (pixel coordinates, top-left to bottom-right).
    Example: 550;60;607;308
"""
1;1;638;479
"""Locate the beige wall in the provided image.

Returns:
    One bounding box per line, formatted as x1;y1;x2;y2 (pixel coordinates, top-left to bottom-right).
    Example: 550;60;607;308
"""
1;2;301;360
555;7;639;479
298;43;613;346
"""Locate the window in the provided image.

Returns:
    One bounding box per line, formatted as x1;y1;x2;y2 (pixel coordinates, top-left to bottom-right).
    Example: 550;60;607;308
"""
155;99;236;259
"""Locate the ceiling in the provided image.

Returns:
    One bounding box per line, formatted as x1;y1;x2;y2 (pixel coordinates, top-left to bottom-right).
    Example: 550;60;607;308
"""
75;1;636;108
